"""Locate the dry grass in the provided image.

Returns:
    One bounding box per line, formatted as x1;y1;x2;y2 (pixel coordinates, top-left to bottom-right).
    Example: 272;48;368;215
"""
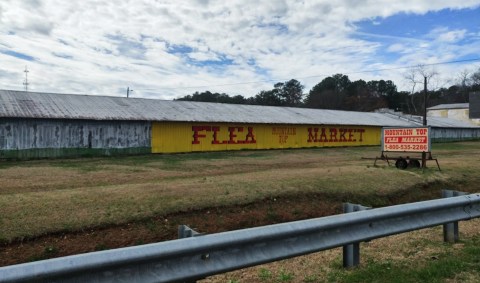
203;219;480;283
1;142;479;242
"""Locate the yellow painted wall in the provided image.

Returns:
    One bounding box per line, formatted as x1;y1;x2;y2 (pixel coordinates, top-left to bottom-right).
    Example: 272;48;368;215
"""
152;122;382;153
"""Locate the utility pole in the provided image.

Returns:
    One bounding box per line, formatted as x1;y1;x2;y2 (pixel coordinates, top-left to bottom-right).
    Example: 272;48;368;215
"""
423;76;427;127
127;87;133;98
23;66;29;92
422;76;427;168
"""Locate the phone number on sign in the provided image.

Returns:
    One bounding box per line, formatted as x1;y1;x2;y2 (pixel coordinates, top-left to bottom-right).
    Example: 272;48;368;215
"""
384;144;428;151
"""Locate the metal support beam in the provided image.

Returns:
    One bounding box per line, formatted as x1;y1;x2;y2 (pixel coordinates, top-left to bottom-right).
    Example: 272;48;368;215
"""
343;203;371;268
442;190;467;243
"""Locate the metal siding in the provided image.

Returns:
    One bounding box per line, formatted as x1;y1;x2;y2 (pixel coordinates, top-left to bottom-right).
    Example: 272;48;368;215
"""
430;127;480;142
424;116;478;128
0;118;151;153
152;122;381;153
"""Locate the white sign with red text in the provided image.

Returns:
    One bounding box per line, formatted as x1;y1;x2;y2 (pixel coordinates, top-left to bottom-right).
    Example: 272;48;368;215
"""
382;127;430;152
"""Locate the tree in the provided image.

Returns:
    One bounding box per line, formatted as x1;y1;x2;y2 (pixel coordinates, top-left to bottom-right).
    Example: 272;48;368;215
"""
230;95;247;104
471;68;480;88
366;80;397;110
344;79;388;111
250;90;283;106
174;69;477;113
249;79;305;107
275;79;304;107
176;91;247;104
456;69;473;102
305;74;351;109
404;65;438;115
305;74;351;110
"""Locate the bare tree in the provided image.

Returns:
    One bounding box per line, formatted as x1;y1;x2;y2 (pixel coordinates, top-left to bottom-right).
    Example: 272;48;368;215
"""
404;65;438;114
458;69;471;86
417;65;439;89
457;69;472;102
471;68;480;86
404;68;420;114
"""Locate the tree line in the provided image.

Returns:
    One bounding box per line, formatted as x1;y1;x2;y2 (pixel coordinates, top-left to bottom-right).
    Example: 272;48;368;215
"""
175;68;480;115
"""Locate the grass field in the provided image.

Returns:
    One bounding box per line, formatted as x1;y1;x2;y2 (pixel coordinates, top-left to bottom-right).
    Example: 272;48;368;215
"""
206;219;480;283
1;141;479;281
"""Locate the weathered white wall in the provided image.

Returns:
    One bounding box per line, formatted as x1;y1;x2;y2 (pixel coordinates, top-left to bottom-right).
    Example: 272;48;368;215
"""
0;118;151;150
431;127;480;142
428;108;479;125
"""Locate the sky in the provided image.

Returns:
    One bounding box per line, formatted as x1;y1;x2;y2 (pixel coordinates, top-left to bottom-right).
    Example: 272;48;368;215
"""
0;0;479;100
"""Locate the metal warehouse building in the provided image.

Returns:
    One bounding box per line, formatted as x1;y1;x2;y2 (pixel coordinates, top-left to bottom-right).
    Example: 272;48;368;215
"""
0;89;479;159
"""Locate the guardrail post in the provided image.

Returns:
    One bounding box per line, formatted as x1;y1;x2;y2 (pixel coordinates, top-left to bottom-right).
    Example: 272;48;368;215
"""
178;225;203;283
343;203;371;268
178;225;202;239
442;190;467;243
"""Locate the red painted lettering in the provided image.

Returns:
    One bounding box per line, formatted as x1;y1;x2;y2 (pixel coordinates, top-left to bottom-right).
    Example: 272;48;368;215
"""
307;127;366;143
319;128;328;142
307;128;318;142
329;128;338;142
192;126;211;144
228;127;238;144
211;126;220;144
357;129;365;142
339;129;347;142
415;128;427;135
347;129;355;142
245;127;256;143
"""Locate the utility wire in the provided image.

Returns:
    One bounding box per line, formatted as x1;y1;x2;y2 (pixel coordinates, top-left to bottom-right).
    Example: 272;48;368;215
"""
135;57;480;91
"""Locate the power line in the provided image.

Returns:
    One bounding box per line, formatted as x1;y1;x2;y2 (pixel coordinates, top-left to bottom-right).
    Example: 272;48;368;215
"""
135;57;480;91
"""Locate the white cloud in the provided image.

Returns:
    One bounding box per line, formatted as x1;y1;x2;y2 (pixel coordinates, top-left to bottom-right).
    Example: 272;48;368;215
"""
188;51;221;62
387;43;406;53
0;0;479;99
428;27;467;43
0;0;54;35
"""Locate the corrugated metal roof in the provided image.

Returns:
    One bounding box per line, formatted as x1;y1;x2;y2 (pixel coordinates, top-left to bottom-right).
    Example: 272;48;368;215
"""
427;103;469;110
0;89;448;127
380;111;479;128
424;116;479;128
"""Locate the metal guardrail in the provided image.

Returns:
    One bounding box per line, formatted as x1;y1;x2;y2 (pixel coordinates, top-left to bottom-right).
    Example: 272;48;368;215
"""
442;189;468;243
1;192;479;283
342;202;371;268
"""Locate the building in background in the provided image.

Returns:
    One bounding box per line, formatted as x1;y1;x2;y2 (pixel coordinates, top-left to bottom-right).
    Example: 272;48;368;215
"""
1;89;479;159
427;92;480;126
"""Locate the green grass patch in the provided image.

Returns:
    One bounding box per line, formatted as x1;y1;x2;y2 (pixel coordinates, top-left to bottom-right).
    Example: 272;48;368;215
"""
328;237;480;283
258;268;273;281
